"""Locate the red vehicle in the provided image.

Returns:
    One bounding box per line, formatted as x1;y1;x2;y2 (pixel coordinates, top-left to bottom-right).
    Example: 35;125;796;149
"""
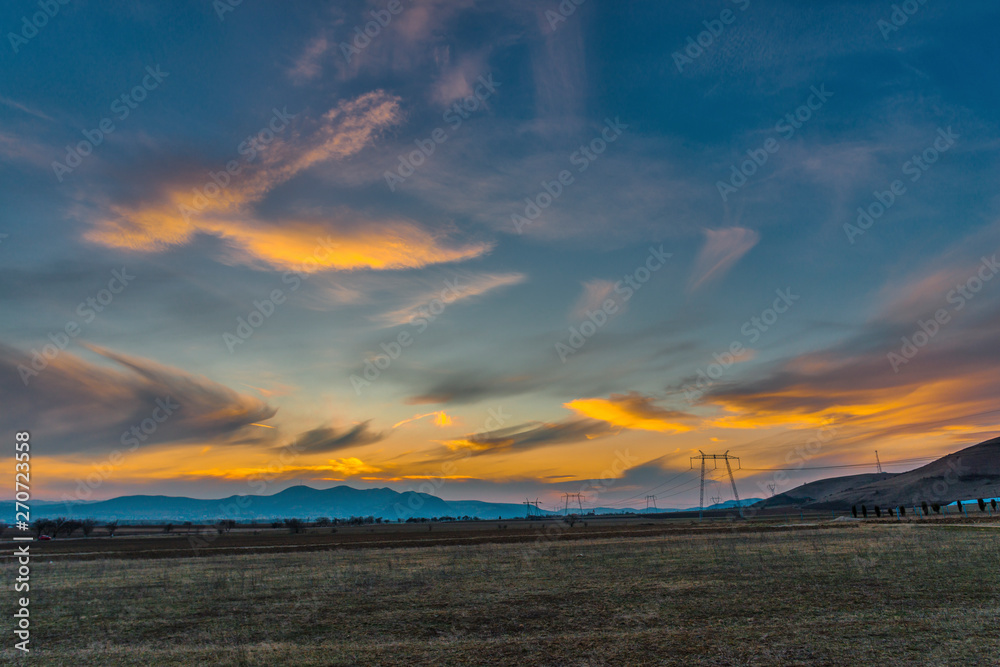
38;535;52;541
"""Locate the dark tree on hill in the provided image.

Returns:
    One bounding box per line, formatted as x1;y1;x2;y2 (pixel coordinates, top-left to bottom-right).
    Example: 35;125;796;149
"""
899;506;906;517
861;505;868;518
874;506;881;518
978;498;986;512
921;501;929;516
851;505;858;518
992;499;997;512
931;503;940;514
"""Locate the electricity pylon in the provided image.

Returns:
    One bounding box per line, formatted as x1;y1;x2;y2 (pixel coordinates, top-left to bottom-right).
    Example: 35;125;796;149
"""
875;450;883;473
523;498;541;518
690;451;744;520
645;495;657;511
562;493;584;515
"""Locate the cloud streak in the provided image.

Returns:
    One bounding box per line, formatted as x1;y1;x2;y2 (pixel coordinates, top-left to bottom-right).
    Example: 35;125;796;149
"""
687;227;760;292
0;342;275;454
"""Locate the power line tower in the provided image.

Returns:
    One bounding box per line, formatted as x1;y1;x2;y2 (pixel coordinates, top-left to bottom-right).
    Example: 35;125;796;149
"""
875;450;883;474
766;483;776;497
690;451;744;520
645;495;657;512
710;495;722;506
562;493;584;515
523;498;541;518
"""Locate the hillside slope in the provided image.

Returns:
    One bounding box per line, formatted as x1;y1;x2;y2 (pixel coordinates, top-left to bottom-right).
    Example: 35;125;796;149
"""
812;436;1000;507
756;472;897;508
757;436;1000;509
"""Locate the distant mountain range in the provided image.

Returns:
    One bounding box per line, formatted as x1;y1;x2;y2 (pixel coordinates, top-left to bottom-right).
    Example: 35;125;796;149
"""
11;434;993;522
2;486;761;523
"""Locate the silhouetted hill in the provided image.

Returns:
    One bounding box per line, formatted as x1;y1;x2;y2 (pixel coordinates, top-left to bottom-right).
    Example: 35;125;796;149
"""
754;436;1000;509
756;473;897;508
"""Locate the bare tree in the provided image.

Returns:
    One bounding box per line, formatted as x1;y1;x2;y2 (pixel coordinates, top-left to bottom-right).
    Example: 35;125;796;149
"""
31;518;52;538
105;521;119;537
48;517;69;538
60;520;84;537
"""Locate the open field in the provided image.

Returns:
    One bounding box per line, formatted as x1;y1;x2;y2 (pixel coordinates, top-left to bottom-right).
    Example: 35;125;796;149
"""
2;521;999;665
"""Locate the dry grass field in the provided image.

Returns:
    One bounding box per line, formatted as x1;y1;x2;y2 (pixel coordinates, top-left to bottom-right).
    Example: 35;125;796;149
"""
2;522;999;666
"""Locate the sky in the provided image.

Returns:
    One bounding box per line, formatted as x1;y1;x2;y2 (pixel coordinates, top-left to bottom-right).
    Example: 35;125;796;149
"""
2;0;1000;511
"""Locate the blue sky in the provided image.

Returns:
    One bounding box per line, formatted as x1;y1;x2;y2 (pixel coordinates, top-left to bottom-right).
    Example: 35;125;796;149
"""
2;0;1000;509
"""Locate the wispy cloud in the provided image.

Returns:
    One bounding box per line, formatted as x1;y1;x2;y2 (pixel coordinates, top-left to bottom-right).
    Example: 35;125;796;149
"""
83;91;488;272
687;227;760;292
393;411;453;429
281;422;384;455
288;34;330;84
373;271;525;327
442;418;615;457
0;95;53;121
0;342;275;454
571;279;619;320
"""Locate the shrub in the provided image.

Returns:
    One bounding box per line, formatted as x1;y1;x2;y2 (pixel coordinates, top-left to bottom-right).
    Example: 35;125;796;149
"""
977;498;986;512
861;505;868;518
921;501;929;516
851;505;858;518
874;505;881;518
899;506;906;517
931;503;940;514
992;499;997;511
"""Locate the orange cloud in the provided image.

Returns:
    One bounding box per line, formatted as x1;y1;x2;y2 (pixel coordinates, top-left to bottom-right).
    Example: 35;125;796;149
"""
84;90;488;272
565;392;693;433
328;457;381;476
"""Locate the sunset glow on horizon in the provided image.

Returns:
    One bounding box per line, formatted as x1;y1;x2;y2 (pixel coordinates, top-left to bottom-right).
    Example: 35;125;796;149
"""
3;0;1000;511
